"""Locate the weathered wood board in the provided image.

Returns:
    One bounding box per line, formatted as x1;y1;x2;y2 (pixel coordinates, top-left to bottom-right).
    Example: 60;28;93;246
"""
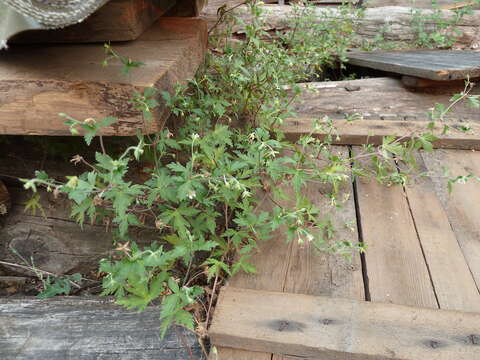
0;18;207;136
282;118;480;150
210;287;480;360
10;0;177;44
403;154;480;312
0;179;10;216
347;50;480;81
0;297;204;360
292;78;479;122
421;149;480;289
213;147;364;360
0;187;157;276
352;148;439;309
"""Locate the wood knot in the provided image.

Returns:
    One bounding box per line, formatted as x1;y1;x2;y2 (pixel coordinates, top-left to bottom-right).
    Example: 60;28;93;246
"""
468;334;479;345
268;319;305;333
424;340;444;349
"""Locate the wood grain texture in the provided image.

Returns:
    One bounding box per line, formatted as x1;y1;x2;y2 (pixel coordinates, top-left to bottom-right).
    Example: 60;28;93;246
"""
0;188;158;276
231;5;480;49
0;18;207;136
402;155;480;312
210;287;480;360
353;147;438;308
421;149;480;290
0;297;204;360
282;118;480;150
291;78;479;122
10;0;176;44
365;0;480;9
0;179;10;215
212;147;364;360
347;50;480;81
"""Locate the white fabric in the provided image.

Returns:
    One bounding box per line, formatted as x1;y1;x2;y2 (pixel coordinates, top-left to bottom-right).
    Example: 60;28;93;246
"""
0;0;109;49
0;5;43;49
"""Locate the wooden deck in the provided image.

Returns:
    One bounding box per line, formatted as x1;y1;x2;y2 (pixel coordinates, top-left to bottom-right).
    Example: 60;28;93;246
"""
210;146;480;359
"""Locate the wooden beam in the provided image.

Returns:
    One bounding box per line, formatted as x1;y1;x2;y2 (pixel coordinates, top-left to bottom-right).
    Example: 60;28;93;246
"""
210;287;480;360
0;297;203;359
292;78;478;123
0;18;207;136
0;188;158;276
281;118;480;150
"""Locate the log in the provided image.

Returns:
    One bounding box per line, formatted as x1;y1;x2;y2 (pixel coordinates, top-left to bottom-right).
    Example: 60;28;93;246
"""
0;297;204;360
231;5;480;49
0;188;158;276
0;18;207;136
10;0;177;44
210;287;480;360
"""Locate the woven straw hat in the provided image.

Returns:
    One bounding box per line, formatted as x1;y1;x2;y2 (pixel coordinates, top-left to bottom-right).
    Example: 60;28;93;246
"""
3;0;110;28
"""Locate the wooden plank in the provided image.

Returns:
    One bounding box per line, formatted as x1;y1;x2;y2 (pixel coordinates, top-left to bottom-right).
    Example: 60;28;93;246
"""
282;118;480;150
0;188;158;276
292;78;478;122
10;0;176;44
210;287;480;360
402;155;480;312
0;179;10;215
0;17;207;136
0;297;204;360
421;149;480;290
353;147;438;308
347;50;480;81
213;147;364;359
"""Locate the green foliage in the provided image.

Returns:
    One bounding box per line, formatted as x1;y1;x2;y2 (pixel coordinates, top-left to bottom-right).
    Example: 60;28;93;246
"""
37;273;82;299
21;0;476;337
410;0;480;48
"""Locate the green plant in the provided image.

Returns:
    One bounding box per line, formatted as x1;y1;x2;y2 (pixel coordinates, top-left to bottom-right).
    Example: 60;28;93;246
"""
21;0;474;339
2;246;82;298
410;0;480;48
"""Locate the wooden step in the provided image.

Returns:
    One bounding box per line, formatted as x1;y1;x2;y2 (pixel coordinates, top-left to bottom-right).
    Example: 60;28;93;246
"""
210;287;480;360
0;17;207;136
0;297;203;359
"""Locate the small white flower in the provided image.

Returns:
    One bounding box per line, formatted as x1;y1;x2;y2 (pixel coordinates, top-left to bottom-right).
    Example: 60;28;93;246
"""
187;190;197;199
